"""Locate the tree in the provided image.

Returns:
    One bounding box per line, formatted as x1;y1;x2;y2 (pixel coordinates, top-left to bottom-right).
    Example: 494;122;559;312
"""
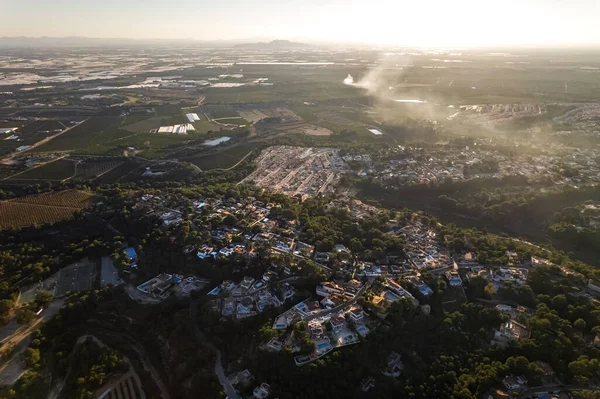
574;318;587;331
34;291;53;309
16;309;36;326
24;348;40;368
0;299;14;324
484;283;496;299
317;238;334;253
551;294;567;311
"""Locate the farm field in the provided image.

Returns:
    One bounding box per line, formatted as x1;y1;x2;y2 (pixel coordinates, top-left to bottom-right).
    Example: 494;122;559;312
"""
187;144;257;170
0;189;94;229
121;116;164;133
0;119;74;156
296;125;333;136
6;158;76;181
239;110;268;123
201;81;363;103
93;160;146;184
191;120;222;134
31;116;124;153
17;120;69;136
213;117;249;126
74;160;124;179
199;104;239;119
27;115;200;158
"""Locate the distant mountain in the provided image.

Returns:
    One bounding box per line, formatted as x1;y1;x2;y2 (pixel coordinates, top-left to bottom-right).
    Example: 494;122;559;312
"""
0;36;251;48
0;37;313;49
234;40;310;49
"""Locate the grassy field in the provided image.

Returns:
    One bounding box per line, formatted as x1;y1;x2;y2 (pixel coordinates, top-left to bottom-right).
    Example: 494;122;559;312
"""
214;117;250;126
122;116;164;133
192;120;223;134
0;189;94;229
202;82;363;104
7;159;76;181
187;144;257;170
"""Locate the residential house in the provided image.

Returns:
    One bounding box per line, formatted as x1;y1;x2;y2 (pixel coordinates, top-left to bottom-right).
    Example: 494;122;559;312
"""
136;274;174;298
445;271;463;287
240;276;256;292
382;352;404;377
407;277;434;296
330;315;346;332
361;377;376;392
502;375;527;392
494;320;530;343
349;308;364;324
334;244;348;252
197;245;217;259
253;382;270;399
316;282;345;297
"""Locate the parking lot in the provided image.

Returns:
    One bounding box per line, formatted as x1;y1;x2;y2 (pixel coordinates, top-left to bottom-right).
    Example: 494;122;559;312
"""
56;259;96;296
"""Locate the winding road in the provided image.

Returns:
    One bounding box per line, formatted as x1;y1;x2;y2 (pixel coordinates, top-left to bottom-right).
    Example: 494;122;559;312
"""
189;299;239;399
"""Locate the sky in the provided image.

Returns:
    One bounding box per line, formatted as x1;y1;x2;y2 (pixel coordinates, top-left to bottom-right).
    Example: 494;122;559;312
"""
2;0;600;47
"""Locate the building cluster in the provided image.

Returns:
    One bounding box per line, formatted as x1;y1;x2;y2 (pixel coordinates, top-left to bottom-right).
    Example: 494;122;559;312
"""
399;222;457;273
346;140;600;187
240;146;350;198
127;190;571;383
208;275;295;320
132;193;315;262
264;279;370;366
136;274;208;300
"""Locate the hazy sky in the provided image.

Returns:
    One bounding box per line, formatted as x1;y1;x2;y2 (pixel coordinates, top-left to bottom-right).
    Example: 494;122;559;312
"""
2;0;600;47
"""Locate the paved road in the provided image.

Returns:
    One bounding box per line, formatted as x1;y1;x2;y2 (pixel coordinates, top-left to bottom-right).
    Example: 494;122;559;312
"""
189;300;239;399
518;383;600;399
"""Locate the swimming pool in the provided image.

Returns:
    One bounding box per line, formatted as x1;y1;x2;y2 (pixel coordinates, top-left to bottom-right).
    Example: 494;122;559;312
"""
384;291;400;301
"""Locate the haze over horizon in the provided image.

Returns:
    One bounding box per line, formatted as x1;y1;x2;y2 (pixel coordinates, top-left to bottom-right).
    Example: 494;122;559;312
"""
2;0;600;48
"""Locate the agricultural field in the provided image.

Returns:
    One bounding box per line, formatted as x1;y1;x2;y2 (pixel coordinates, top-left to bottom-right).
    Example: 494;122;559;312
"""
121;116;164;133
296;125;333;136
201;81;363;104
239;110;268;123
191;120;222;134
199;104;239;119
31;116;124;153
27;115;201;158
74;160;124;179
0;119;74;156
6;158;76;181
186;144;257;170
0;189;94;229
17;120;70;136
93;160;147;184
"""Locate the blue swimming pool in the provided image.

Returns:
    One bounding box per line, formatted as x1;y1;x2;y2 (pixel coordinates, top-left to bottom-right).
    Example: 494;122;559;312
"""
317;342;329;349
384;291;400;301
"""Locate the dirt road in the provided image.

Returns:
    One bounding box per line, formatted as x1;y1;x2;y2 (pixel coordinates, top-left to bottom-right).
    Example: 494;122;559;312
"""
0;119;86;164
0;299;64;386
